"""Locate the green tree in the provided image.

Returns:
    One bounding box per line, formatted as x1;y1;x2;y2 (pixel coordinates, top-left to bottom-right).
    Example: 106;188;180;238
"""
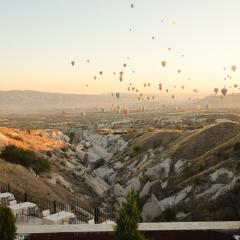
114;189;145;240
0;205;17;240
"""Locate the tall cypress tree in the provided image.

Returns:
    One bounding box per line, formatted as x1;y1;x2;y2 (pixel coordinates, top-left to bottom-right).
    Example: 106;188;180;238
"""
114;189;145;240
0;205;17;240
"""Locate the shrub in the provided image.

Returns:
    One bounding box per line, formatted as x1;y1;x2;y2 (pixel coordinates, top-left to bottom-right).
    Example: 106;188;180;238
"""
234;142;240;157
0;205;16;240
161;205;177;222
0;145;51;174
234;142;240;152
94;158;105;169
69;132;75;144
114;189;145;240
133;146;141;153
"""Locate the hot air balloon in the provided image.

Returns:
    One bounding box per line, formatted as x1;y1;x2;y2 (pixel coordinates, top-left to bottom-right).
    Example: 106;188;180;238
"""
213;88;218;95
152;96;155;100
221;87;227;96
71;61;75;66
161;61;166;67
119;71;124;76
136;89;139;93
99;71;103;75
181;85;184;90
171;95;175;99
127;87;130;91
144;83;147;87
234;84;238;88
147;96;150;101
132;70;135;74
148;83;151;87
152;36;155;40
168;48;171;51
131;3;134;8
86;84;88;87
178;69;181;74
132;87;135;91
166;89;169;93
87;59;90;63
159;83;162;90
93;76;97;80
123;63;127;68
231;65;237;72
116;92;120;99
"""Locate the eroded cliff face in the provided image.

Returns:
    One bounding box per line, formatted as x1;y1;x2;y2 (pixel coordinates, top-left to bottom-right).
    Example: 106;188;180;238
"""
1;121;240;221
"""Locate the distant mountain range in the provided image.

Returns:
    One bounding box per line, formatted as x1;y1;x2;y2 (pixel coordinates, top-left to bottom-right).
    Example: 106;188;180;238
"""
199;93;240;108
0;90;181;111
0;90;137;111
1;90;240;111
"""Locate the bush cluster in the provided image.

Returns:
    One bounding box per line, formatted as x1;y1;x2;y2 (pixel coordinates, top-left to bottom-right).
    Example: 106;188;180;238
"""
94;158;105;169
0;145;51;174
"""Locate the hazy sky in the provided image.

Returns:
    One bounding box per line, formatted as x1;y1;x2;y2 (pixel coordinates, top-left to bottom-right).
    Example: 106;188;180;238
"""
1;0;240;96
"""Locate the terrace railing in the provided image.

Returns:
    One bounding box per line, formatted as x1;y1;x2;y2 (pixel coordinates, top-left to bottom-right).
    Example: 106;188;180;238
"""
0;180;115;224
